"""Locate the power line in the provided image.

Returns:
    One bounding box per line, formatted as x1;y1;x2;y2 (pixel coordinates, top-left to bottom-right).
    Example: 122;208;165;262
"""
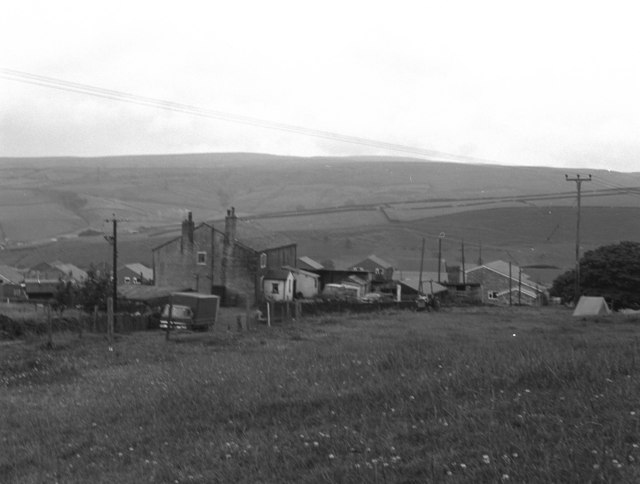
0;68;486;162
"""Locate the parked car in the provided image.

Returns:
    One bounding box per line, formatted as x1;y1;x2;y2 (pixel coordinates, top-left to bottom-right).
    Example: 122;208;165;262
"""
159;292;220;331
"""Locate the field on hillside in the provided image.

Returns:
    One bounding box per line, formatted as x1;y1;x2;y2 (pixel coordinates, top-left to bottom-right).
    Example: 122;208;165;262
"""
2;307;640;483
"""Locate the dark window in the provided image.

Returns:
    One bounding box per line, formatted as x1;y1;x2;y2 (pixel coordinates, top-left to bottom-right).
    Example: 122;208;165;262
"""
197;251;207;265
271;283;279;294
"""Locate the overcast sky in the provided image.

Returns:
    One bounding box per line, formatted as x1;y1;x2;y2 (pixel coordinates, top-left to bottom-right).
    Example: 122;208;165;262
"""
1;1;639;171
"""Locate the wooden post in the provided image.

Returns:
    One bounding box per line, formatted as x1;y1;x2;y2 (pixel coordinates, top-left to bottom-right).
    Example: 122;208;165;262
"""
165;303;172;341
266;302;271;327
46;303;53;348
93;305;98;332
107;297;114;344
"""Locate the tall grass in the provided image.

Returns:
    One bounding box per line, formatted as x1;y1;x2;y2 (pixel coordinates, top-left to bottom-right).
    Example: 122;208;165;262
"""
2;307;640;482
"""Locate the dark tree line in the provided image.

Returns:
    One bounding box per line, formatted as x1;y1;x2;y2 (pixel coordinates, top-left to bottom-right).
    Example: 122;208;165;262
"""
551;241;640;310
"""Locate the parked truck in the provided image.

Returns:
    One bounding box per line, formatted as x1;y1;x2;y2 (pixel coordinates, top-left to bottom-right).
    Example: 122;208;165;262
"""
159;292;220;331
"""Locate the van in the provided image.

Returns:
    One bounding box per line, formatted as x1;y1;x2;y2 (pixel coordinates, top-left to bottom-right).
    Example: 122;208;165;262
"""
159;292;220;331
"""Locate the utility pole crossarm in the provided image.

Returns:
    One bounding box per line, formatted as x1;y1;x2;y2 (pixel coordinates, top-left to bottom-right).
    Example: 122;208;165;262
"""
565;174;592;303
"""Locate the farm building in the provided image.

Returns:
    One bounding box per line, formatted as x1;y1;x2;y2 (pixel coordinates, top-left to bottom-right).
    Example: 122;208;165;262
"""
283;265;320;298
152;208;297;306
396;271;447;299
465;260;547;305
0;264;28;301
262;268;295;302
350;255;394;282
119;263;153;285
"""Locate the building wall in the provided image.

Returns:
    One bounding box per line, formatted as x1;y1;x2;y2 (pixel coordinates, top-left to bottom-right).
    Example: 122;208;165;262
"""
355;259;393;281
153;223;215;293
263;274;294;302
293;272;319;298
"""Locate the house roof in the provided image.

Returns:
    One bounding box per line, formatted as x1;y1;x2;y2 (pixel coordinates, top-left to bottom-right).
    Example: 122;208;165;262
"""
51;261;88;281
0;264;23;284
297;256;324;271
233;219;294;251
263;268;292;281
352;254;393;270
466;260;545;291
396;271;447;294
123;263;153;280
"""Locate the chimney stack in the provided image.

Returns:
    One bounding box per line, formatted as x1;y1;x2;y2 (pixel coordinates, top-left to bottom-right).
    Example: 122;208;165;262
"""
182;211;195;245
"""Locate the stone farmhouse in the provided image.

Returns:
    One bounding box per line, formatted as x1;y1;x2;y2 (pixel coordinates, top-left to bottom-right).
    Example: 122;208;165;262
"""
152;208;297;306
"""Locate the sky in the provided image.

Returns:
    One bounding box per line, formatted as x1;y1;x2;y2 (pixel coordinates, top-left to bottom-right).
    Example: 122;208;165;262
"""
1;0;639;171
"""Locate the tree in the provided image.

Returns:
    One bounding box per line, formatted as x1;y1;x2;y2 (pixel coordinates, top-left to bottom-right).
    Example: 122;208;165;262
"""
551;241;640;309
76;266;111;312
52;279;76;315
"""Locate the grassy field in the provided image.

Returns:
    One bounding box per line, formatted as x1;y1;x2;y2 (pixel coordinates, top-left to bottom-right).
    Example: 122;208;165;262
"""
2;306;640;483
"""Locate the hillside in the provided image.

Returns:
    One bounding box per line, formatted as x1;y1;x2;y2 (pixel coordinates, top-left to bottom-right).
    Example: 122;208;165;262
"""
0;153;638;274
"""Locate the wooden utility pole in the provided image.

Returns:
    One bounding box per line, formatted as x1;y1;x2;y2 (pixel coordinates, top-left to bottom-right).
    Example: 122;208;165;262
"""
437;233;445;283
461;240;466;284
418;237;426;294
565;174;592;303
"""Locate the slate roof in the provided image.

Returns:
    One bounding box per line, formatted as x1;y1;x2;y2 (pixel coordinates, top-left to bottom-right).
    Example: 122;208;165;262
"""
233;219;294;251
297;256;324;271
51;261;88;281
466;260;545;291
263;268;293;281
396;271;447;294
352;254;393;269
0;264;24;284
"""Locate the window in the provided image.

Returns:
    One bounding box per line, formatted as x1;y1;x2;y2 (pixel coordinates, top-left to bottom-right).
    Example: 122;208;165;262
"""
488;291;499;300
124;276;131;284
271;283;279;294
197;251;207;265
260;252;267;269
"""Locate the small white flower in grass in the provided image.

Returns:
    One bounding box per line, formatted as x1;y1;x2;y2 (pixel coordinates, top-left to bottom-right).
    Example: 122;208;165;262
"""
512;333;516;337
482;454;490;464
628;455;635;463
511;452;518;459
631;411;636;416
409;395;415;401
593;464;600;470
460;463;467;469
313;441;319;447
633;443;639;449
446;470;452;476
328;454;335;459
501;474;510;480
612;459;622;468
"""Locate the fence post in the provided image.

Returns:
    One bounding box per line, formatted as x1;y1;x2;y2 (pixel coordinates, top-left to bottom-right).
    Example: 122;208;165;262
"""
93;305;98;332
267;302;271;327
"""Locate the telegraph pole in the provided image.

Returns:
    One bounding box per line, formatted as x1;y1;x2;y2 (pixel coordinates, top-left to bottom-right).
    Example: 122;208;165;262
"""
565;174;592;303
105;215;126;316
437;232;445;283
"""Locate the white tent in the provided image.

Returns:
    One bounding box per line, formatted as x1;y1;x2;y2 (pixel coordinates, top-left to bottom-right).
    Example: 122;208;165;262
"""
572;296;611;317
